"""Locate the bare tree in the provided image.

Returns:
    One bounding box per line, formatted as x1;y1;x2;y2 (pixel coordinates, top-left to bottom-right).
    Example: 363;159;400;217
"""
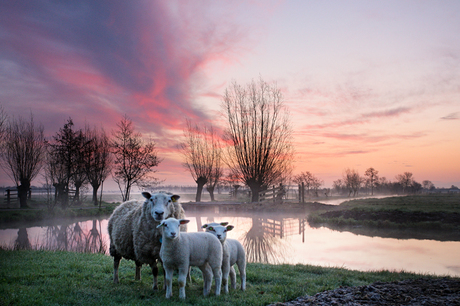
422;180;435;191
343;168;362;197
111;115;161;201
222;78;294;202
0;114;46;208
47;118;85;207
396;172;414;194
0;104;7;142
364;167;379;195
181;119;222;202
293;171;319;197
83;125;112;206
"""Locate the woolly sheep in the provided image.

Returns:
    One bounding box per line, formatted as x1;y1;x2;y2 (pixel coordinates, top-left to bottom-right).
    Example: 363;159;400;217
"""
157;218;223;299
202;222;246;292
107;192;185;290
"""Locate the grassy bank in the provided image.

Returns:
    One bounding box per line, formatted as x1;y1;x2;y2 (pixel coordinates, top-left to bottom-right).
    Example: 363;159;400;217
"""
308;194;460;233
0;249;445;306
0;201;119;226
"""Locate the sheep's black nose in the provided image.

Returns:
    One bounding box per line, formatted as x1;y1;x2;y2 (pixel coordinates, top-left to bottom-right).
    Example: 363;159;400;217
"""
171;232;176;238
155;211;164;217
217;235;221;239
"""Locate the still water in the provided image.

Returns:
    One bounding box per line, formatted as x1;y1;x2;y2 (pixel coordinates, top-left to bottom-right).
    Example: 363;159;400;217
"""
1;209;459;277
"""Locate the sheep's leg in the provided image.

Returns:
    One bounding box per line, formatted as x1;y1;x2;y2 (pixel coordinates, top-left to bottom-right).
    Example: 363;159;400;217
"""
135;260;141;280
113;255;121;284
178;267;188;299
238;261;246;291
222;260;231;294
229;266;237;289
212;265;222;296
200;264;213;296
164;267;173;299
150;263;159;290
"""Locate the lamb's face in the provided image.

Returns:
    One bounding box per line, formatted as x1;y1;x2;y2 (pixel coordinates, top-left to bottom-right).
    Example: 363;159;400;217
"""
142;192;180;222
202;223;234;243
158;218;190;240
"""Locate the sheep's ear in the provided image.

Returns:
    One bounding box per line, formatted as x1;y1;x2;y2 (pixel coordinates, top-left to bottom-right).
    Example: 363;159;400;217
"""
142;192;151;199
171;195;180;202
226;225;234;231
220;222;229;226
156;221;165;229
202;224;209;229
179;219;190;225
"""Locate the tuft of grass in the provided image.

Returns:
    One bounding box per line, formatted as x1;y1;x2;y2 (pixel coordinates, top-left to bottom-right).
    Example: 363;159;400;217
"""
0;249;451;306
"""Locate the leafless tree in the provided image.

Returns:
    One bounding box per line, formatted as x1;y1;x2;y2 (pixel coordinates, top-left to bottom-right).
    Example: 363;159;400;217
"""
396;172;414;194
111;115;161;201
181;119;223;202
364;167;379;195
0;114;46;208
293;171;322;197
343;168;362;197
47;118;86;207
0;104;7;142
83;125;112;206
222;78;294;202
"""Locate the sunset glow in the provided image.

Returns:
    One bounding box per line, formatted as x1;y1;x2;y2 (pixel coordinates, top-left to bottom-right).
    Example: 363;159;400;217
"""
1;0;459;188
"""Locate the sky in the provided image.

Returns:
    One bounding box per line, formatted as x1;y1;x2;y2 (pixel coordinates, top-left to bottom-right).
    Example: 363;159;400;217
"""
1;0;459;189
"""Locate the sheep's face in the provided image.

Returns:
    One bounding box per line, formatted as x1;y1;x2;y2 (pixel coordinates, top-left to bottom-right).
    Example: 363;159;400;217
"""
202;223;234;243
142;192;180;222
157;218;190;240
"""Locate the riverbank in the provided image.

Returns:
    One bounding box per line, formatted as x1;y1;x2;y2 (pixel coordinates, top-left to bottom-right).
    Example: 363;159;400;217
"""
307;194;460;237
1;248;457;306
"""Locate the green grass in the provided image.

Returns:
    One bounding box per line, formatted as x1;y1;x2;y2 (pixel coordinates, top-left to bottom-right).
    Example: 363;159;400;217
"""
308;194;460;235
0;201;119;225
338;194;460;212
0;249;448;306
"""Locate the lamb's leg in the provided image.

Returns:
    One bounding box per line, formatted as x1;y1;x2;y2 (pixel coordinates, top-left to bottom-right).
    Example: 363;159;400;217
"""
238;261;246;291
164;267;173;299
135;260;141;280
200;264;213;296
113;255;121;284
178;267;188;299
150;263;159;290
229;266;237;289
212;265;222;296
222;260;231;294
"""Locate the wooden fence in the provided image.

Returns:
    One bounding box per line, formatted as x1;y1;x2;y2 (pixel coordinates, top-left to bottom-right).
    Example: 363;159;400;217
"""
258;184;285;203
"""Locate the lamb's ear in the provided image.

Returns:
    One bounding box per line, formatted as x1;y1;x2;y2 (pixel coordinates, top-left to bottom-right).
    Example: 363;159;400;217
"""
226;225;234;231
142;192;151;199
171;195;180;202
179;219;190;225
202;224;209;229
156;221;165;229
220;222;229;226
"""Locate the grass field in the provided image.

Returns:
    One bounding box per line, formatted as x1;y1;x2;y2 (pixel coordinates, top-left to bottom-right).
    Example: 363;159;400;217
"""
308;194;460;233
0;249;445;306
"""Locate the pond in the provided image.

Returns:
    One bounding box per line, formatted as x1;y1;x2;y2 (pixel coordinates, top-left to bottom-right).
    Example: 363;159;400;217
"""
1;208;459;277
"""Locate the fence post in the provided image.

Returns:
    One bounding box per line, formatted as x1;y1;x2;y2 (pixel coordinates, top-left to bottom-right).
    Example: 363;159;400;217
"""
301;182;305;203
6;189;11;207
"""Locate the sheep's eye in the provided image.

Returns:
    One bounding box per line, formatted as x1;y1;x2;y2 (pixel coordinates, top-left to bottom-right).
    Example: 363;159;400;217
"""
208;227;214;231
224;230;227;232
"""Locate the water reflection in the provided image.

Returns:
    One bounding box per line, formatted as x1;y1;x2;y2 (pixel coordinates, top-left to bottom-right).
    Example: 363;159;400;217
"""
243;217;288;264
4;219;107;254
1;210;460;277
15;228;31;250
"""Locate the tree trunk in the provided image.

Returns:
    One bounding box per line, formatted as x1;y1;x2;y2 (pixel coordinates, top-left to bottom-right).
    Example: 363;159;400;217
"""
18;182;30;208
207;185;215;201
91;182;100;206
195;177;207;202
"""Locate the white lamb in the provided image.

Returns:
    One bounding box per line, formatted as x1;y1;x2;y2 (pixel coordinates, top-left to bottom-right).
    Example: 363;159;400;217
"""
157;218;223;299
202;222;246;293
